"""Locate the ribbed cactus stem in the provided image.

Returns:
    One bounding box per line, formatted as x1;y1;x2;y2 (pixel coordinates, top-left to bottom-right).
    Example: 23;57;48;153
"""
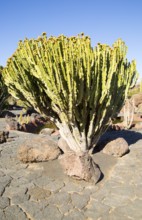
0;66;9;114
2;34;138;152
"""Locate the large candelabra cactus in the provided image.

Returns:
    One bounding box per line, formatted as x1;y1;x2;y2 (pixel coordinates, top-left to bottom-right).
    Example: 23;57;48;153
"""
3;34;138;181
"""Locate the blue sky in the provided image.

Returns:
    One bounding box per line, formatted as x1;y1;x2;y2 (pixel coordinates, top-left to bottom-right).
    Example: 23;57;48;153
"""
0;0;142;78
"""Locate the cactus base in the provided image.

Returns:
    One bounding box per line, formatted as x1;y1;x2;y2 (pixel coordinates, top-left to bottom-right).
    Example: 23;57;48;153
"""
59;151;102;183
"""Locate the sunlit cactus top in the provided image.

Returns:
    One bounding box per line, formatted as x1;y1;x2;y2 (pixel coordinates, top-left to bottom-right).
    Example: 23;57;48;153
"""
3;33;138;152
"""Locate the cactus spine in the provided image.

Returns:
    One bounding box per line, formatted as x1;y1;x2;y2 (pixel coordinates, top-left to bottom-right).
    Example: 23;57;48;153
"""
3;34;138;152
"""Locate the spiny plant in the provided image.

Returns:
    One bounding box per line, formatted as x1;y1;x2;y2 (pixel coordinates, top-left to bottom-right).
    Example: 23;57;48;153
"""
0;66;9;114
3;33;138;181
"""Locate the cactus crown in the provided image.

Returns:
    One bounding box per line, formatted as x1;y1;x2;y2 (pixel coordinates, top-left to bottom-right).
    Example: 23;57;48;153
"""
3;34;138;151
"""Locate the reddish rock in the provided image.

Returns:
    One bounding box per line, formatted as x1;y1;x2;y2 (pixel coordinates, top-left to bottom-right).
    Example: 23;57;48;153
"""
131;93;142;107
133;114;142;122
39;128;55;135
102;138;129;157
111;123;124;131
20;120;47;133
136;103;142;114
133;122;142;130
58;137;71;153
51;130;60;137
18;136;61;163
59;151;101;183
5;117;20;131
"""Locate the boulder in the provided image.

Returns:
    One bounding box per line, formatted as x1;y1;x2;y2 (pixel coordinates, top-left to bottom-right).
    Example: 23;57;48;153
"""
136;103;142;114
133;122;142;130
102;137;129;157
58;137;71;153
51;130;60;137
39;128;55;136
59;151;101;183
110;122;124;131
133;114;142;122
5;117;20;130
130;93;142;107
18;136;61;163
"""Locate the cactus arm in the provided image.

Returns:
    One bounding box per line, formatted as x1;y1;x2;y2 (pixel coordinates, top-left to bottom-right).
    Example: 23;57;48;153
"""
3;35;138;152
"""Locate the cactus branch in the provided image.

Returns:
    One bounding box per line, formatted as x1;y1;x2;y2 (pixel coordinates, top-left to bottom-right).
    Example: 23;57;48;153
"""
3;34;138;152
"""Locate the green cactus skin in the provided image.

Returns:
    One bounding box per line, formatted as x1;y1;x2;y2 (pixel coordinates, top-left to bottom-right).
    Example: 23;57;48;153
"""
0;66;9;114
3;34;138;152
